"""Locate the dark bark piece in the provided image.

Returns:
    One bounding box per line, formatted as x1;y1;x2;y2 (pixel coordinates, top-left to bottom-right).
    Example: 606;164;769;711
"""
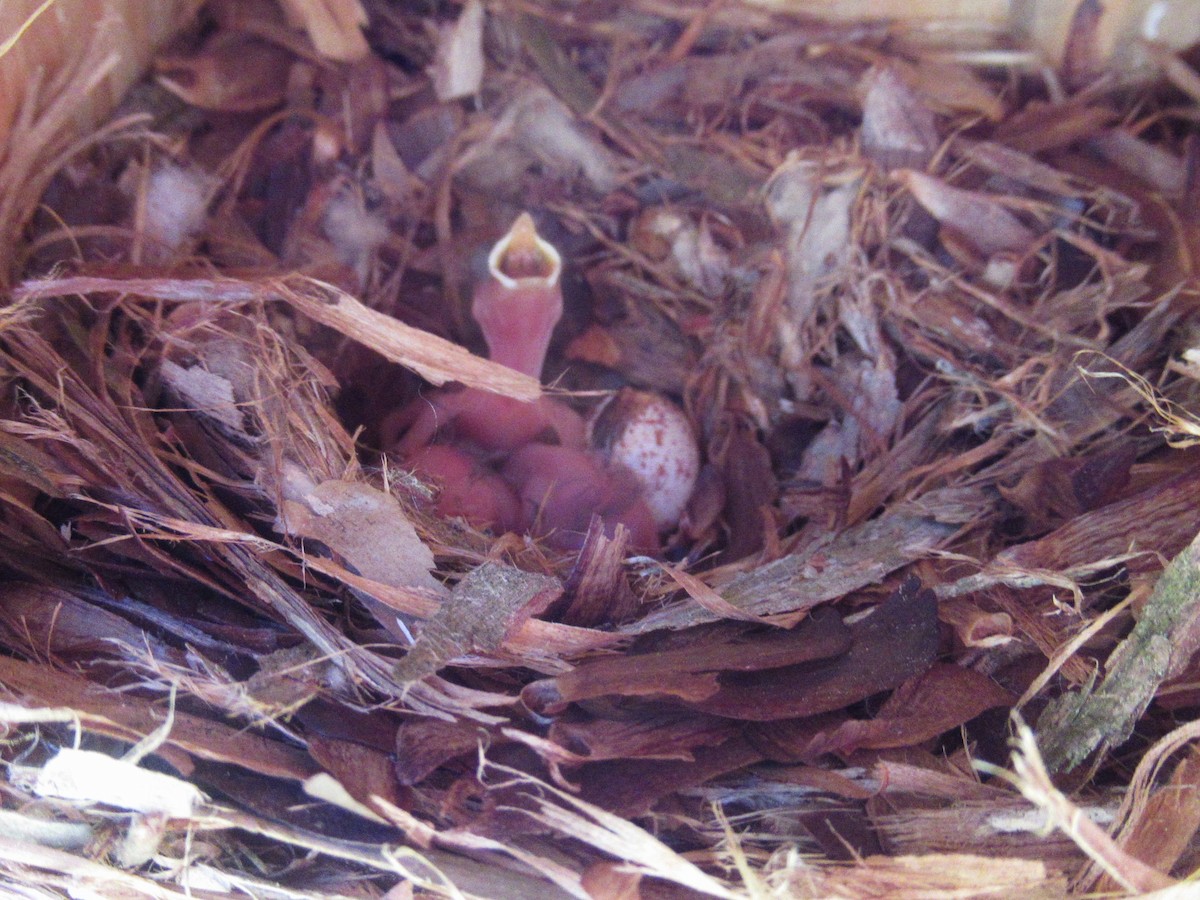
527;607;851;710
801;663;1015;757
799;807;884;860
998;444;1135;535
295;699;398;753
0;582;186;668
717;420;777;562
745;714;845;763
548;710;735;762
575;735;764;817
395;718;495;786
196;760;398;843
683;578;939;720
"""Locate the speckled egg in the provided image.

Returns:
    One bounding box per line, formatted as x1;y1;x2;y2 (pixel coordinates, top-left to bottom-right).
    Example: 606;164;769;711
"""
589;389;700;532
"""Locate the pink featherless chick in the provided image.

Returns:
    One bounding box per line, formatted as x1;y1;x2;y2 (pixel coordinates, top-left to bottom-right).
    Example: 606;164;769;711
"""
389;213;585;456
404;444;522;534
502;443;658;551
393;212;659;550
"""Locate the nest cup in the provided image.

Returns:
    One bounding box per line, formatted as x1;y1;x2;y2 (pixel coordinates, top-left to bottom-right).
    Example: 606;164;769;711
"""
3;1;1200;898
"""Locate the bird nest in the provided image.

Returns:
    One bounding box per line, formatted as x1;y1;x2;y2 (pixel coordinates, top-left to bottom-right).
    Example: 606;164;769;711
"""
1;1;1200;897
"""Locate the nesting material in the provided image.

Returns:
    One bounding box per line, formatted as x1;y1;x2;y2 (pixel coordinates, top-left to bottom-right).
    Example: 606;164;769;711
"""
1;1;1200;897
16;749;204;819
138;163;212;260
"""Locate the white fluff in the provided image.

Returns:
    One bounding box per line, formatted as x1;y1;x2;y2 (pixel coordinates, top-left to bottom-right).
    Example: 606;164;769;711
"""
143;163;211;255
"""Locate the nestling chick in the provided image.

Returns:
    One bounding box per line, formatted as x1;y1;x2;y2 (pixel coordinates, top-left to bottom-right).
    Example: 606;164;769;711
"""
393;213;697;552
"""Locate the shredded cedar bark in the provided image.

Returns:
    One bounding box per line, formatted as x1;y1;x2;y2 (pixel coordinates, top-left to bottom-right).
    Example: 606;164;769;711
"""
0;1;1199;896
